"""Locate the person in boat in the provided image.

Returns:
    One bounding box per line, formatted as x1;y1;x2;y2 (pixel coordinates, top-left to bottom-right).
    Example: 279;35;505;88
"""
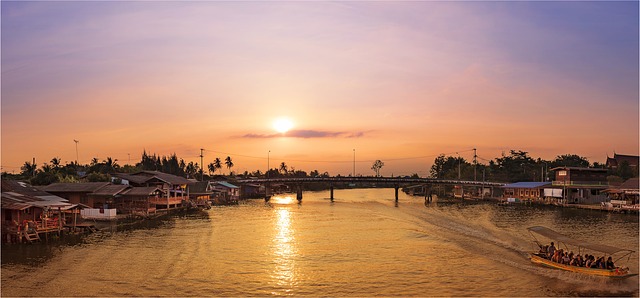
578;255;585;267
547;242;556;259
606;256;615;269
538;244;548;255
585;255;593;268
562;252;570;265
570;255;579;266
598;257;606;269
551;250;560;263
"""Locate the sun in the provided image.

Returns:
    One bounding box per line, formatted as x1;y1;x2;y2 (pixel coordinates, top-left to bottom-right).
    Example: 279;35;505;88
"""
273;118;294;134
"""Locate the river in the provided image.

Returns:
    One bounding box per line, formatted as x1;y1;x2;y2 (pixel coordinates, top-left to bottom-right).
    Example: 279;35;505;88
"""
2;188;638;297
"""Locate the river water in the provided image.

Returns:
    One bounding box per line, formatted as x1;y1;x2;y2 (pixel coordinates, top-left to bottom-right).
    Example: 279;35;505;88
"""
2;188;638;297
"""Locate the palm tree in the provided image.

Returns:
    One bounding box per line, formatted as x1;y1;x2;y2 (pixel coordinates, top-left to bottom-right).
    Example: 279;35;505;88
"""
104;157;119;173
213;158;222;174
185;162;197;178
21;161;37;177
224;156;234;175
41;163;52;173
279;162;288;176
50;157;62;169
208;162;217;175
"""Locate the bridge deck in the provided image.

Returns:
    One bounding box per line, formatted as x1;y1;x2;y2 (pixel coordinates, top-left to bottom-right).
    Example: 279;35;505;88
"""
236;176;505;186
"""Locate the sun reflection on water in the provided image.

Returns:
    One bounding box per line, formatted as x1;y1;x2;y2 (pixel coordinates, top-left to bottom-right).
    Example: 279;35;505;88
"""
271;194;296;205
271;207;298;294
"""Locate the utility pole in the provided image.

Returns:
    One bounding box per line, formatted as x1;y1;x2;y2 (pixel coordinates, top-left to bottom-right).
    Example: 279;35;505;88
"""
200;148;204;181
457;152;461;180
74;139;79;165
473;148;477;181
353;149;356;177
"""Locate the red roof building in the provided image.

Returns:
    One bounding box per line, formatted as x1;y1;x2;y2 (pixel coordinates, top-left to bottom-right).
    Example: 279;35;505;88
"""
606;153;639;170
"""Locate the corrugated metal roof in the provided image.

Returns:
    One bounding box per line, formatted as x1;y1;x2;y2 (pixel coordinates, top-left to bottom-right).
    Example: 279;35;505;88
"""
114;171;194;186
139;171;193;185
122;187;164;196
502;182;551;189
90;184;129;196
42;182;111;193
216;181;239;189
113;173;151;184
1;192;35;210
619;178;639;190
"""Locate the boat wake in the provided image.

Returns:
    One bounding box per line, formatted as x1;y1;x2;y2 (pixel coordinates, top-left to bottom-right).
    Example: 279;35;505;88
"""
402;203;639;296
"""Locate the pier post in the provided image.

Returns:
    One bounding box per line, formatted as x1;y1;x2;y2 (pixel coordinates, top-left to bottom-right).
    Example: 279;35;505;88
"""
296;185;303;202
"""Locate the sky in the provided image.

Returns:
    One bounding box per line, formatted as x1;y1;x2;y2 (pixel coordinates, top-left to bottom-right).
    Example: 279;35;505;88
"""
1;1;638;177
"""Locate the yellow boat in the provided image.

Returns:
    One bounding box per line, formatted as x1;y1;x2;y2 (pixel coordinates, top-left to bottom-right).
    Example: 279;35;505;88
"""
527;226;636;278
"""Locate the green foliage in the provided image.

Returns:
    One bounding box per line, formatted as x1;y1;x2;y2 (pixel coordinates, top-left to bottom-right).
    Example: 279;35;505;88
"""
618;161;635;180
86;172;110;182
30;171;59;185
552;154;590;168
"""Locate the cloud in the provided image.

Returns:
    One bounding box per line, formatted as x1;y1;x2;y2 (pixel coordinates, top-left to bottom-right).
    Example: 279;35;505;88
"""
242;129;366;139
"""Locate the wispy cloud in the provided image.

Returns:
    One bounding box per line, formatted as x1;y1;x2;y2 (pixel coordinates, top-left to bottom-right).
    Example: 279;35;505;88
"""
242;129;366;139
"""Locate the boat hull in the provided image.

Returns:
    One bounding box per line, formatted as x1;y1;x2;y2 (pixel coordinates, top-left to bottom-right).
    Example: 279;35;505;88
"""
529;253;635;278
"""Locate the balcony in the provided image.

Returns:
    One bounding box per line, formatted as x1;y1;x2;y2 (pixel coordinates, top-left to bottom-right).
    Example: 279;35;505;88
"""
552;180;608;187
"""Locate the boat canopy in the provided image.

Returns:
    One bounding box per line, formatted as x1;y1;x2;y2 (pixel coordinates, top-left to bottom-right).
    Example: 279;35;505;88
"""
527;226;634;255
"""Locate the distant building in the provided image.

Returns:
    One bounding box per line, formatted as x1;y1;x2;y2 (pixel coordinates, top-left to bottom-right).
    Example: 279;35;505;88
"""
604;177;639;205
550;167;608;204
241;183;265;198
211;181;240;204
502;182;551;202
606;153;639;171
42;182;173;215
112;171;194;210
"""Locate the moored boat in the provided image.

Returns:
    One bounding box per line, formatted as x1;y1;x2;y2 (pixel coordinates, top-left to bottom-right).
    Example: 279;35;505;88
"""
527;226;636;278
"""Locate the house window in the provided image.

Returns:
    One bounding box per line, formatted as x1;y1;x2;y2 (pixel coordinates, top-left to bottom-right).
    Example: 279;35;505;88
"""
558;170;567;176
80;197;88;204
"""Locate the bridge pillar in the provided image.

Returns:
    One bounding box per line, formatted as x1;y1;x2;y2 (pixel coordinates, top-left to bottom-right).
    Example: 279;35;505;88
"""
296;185;303;202
265;183;271;202
330;184;334;202
394;185;399;202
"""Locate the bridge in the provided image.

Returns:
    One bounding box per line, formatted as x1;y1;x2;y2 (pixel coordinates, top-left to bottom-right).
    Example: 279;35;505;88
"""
235;176;506;202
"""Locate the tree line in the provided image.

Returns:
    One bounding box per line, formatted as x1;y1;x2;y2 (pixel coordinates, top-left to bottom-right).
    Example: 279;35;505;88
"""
428;150;636;183
2;149;636;186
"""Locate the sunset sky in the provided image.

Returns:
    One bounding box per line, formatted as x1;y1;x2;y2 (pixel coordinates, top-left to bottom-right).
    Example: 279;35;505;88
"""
2;1;638;177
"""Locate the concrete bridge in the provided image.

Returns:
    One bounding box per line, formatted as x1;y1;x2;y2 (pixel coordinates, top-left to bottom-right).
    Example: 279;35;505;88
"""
235;176;506;202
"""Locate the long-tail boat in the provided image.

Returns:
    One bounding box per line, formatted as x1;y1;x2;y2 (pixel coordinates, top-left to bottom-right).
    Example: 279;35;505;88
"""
527;226;636;278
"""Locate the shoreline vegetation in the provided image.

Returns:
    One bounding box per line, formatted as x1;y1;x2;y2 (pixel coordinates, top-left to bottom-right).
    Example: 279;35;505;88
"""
2;150;636;186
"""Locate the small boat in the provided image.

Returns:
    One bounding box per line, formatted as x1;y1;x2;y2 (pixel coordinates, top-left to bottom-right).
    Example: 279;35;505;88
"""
527;226;636;278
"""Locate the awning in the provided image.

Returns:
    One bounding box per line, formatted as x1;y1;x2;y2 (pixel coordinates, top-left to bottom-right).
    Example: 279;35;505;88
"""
527;226;633;255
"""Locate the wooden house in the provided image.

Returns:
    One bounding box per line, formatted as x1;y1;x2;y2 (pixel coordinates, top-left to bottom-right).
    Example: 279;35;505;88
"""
550;167;608;204
211;181;240;204
41;182;112;208
241;184;265;198
1;180;79;243
112;171;194;210
119;186;165;216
